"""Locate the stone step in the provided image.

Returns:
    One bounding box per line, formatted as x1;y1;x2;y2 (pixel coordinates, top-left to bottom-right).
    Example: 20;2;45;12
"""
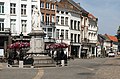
11;63;56;68
33;59;54;64
34;63;56;68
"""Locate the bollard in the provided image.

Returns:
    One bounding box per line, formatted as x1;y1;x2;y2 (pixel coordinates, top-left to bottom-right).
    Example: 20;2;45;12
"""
61;60;64;66
19;61;23;68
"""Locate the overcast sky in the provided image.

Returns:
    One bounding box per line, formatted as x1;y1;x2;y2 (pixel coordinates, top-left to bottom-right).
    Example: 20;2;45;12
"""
74;0;120;35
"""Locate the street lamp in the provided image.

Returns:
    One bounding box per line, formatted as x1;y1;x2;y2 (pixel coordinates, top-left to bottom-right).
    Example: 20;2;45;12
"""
60;34;64;66
60;34;64;53
48;36;51;56
110;40;113;52
19;32;23;60
60;34;63;43
70;39;73;55
48;36;51;42
20;32;23;41
70;39;74;59
18;32;24;68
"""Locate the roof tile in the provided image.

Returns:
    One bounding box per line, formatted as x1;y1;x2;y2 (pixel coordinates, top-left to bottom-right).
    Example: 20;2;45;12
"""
105;34;118;42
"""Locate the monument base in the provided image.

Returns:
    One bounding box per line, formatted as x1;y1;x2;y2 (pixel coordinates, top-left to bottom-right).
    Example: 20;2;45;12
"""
27;30;45;54
27;30;55;67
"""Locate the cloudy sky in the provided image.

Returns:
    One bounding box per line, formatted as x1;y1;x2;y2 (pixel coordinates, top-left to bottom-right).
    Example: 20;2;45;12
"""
74;0;120;35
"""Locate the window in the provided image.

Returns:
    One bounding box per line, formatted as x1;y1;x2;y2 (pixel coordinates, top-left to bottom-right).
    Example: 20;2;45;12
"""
56;29;59;39
56;16;59;24
21;4;27;15
43;28;46;32
21;20;27;33
40;2;44;8
31;5;35;14
74;34;77;43
46;3;50;9
0;2;4;14
65;30;68;39
74;21;77;30
48;28;52;32
0;19;4;31
71;33;73;42
57;10;59;13
78;34;80;43
61;11;64;14
66;12;68;14
65;17;68;25
70;20;73;29
48;28;52;37
61;29;64;39
78;21;80;30
51;4;54;10
10;3;16;14
52;15;55;23
41;13;44;22
46;14;50;25
10;19;16;33
61;17;64;25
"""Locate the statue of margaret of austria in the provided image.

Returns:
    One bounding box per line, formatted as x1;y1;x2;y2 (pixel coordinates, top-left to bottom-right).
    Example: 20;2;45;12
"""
32;5;42;31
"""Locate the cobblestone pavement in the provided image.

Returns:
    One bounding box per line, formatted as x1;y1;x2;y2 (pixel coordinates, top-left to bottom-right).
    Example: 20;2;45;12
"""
0;63;43;79
1;57;120;79
93;56;120;79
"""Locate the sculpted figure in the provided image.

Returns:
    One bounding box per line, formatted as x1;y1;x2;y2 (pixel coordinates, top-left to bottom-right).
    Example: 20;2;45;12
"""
32;5;42;30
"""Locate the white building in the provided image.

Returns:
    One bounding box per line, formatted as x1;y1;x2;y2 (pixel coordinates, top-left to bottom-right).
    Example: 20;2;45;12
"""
69;12;81;58
80;13;98;58
87;14;98;57
55;8;70;56
0;0;40;36
0;0;40;56
56;0;82;58
97;34;118;57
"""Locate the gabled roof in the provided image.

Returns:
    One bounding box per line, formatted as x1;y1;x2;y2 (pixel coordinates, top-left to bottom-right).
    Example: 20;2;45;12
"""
68;0;89;14
105;34;118;42
98;34;108;41
88;13;96;19
59;0;89;16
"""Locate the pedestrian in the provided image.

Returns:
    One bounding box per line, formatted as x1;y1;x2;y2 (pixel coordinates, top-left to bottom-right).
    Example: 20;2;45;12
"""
8;49;14;66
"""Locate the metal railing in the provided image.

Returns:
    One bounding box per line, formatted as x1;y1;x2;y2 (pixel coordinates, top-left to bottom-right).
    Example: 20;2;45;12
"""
0;28;10;33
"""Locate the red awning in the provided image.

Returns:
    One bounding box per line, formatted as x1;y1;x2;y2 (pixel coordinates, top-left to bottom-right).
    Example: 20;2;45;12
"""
46;42;68;49
8;42;30;49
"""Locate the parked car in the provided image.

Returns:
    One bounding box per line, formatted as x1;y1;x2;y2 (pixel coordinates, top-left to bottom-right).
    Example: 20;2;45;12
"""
108;52;115;57
117;52;120;55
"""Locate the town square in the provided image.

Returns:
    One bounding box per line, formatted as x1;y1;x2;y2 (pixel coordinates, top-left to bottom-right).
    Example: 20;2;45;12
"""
0;0;120;79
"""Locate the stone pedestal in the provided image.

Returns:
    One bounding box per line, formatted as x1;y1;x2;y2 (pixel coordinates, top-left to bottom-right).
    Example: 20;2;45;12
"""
61;60;65;67
19;61;23;68
27;30;55;67
27;30;45;54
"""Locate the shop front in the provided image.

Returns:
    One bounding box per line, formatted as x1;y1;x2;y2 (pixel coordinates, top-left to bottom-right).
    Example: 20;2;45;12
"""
71;45;80;58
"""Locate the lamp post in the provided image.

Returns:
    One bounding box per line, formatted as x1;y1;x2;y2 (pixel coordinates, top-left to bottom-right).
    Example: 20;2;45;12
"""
70;39;73;57
60;34;63;54
48;36;51;42
48;36;51;56
60;34;65;66
20;32;23;41
19;32;23;60
60;34;63;43
19;32;24;68
110;40;113;52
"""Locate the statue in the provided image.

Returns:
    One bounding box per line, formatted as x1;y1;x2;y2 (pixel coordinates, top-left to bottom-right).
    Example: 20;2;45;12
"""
32;5;42;31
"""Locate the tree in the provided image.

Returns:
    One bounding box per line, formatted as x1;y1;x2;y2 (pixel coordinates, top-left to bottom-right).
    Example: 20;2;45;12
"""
116;26;120;51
